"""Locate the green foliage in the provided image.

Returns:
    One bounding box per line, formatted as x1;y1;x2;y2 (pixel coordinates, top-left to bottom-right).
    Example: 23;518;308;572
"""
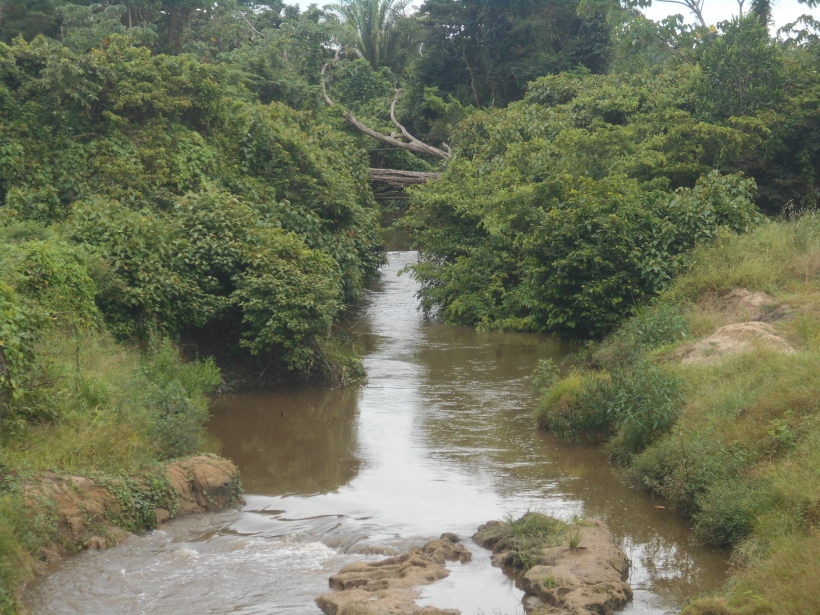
541;218;820;612
693;479;771;548
537;360;683;459
0;282;43;407
328;0;418;71
232;229;341;370
0;32;383;378
699;16;784;120
605;361;684;459
407;112;763;337
412;0;610;110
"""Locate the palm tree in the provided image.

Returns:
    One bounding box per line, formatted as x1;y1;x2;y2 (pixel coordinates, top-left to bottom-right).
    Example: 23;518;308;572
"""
326;0;413;69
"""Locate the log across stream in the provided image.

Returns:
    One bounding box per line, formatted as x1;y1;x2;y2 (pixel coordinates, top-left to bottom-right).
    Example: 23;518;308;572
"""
22;251;728;614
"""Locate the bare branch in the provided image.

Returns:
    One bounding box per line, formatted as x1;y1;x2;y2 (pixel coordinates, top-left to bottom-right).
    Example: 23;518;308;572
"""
239;11;262;36
654;0;707;26
321;49;450;160
343;111;449;159
321;47;344;107
389;90;450;159
463;39;482;109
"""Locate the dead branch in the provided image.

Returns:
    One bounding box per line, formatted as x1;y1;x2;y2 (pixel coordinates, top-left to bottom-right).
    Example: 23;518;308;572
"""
239;11;262;36
321;48;450;160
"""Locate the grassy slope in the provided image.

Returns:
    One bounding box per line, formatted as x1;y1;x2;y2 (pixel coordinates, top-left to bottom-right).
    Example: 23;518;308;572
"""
537;216;820;614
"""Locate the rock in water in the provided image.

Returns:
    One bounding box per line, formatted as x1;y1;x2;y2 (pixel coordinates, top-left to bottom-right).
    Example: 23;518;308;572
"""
315;533;469;615
474;517;632;615
166;454;242;514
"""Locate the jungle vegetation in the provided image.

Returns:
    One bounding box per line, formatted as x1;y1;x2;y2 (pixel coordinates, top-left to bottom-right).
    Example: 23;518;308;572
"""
1;0;820;613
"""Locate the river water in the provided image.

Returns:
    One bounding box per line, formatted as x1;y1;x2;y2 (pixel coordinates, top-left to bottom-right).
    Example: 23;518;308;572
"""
22;249;728;615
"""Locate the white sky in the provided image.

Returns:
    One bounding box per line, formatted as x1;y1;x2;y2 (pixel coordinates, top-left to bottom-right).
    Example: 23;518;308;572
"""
295;0;818;34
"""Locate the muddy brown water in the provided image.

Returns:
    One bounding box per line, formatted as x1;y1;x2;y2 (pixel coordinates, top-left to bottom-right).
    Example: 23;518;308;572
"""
22;249;728;615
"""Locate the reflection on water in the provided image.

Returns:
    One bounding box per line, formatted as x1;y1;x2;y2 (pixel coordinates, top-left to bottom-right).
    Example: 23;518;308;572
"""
205;388;361;496
22;251;728;615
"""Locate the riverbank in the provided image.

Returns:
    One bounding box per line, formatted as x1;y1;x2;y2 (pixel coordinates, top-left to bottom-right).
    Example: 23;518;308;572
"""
537;215;820;614
0;322;239;612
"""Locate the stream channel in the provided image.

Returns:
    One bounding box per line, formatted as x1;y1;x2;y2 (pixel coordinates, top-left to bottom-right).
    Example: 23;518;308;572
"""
23;244;729;614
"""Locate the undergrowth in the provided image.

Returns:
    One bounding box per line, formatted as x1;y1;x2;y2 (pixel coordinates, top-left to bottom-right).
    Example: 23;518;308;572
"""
498;511;589;571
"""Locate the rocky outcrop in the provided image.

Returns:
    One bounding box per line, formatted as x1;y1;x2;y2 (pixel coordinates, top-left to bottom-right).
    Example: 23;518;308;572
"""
680;322;795;364
166;454;242;515
475;518;632;615
24;454;241;563
315;533;470;615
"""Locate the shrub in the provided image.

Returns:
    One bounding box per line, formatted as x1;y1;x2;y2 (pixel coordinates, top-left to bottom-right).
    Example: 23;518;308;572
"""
606;362;685;460
536;371;611;439
146;382;209;460
694;479;772;548
538;360;683;460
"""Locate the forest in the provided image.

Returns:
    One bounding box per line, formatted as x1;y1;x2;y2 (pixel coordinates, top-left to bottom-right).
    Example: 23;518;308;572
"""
1;0;820;613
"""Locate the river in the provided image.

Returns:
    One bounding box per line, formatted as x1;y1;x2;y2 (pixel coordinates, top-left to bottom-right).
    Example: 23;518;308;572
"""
22;249;728;615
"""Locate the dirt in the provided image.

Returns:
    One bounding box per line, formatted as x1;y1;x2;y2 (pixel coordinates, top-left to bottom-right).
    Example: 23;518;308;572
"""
679;322;795;364
24;454;242;564
702;289;777;322
474;518;632;615
315;533;470;615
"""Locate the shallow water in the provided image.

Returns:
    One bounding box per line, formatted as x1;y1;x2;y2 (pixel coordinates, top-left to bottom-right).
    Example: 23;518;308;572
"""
22;250;728;615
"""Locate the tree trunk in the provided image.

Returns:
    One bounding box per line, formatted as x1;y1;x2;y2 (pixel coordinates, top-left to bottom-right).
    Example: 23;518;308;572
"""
369;169;441;187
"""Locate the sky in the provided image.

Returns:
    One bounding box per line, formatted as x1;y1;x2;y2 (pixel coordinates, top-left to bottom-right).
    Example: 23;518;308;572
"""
294;0;818;34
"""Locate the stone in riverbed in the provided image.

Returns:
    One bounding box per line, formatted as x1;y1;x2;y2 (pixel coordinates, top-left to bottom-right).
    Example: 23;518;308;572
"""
475;516;632;615
316;533;469;615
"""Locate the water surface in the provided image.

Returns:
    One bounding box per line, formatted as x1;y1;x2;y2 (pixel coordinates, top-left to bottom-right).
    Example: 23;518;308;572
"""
22;251;727;615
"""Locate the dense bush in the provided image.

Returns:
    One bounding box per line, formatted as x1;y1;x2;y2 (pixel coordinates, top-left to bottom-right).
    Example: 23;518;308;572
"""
537;360;683;460
407;148;762;337
0;33;383;378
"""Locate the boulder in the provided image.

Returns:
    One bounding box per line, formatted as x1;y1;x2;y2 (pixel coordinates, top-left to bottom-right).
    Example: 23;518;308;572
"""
476;518;632;615
166;454;242;515
703;289;776;322
316;534;469;615
680;322;795;364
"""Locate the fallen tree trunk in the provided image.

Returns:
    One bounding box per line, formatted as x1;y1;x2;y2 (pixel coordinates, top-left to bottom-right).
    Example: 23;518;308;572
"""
369;168;441;187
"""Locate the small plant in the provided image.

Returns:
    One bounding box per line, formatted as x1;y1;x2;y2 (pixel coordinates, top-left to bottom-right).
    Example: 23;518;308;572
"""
532;359;560;395
566;527;583;550
542;575;558;589
503;510;566;543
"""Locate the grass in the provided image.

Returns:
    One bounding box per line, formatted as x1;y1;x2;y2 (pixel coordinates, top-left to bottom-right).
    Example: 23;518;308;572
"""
498;511;590;570
536;214;820;614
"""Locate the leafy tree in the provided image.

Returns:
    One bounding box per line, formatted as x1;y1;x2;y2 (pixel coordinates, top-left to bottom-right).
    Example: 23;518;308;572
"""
699;15;784;119
404;69;766;337
0;30;383;376
327;0;418;70
410;0;611;110
0;0;63;42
